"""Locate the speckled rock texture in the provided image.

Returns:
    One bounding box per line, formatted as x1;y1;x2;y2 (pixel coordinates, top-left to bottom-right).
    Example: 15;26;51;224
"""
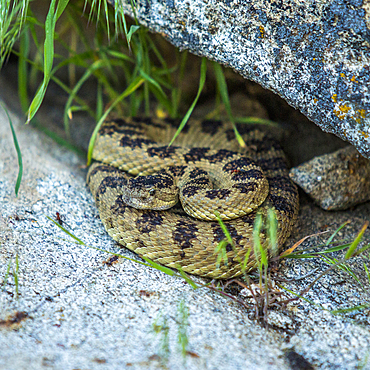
1;100;370;369
109;0;370;158
290;145;370;210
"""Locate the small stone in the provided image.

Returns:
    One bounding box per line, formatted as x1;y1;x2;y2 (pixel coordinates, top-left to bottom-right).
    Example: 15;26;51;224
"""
290;146;370;210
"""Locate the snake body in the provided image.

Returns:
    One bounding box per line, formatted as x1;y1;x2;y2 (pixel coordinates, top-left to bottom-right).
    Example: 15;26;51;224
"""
87;117;299;279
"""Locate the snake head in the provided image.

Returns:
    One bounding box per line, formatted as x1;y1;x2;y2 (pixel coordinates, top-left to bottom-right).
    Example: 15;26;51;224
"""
122;174;179;210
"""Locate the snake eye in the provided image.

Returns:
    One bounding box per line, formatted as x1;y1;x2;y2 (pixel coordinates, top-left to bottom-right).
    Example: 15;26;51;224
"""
149;188;156;197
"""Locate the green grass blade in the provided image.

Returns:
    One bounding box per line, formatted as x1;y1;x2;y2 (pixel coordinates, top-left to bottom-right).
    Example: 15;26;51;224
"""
87;76;145;165
330;304;370;314
139;68;167;98
235;116;280;127
215;239;229;268
55;0;69;20
63;59;107;135
141;256;176;276
242;248;252;273
365;263;370;284
14;254;19;298
1;103;23;196
325;221;350;246
176;267;199;289
107;49;134;62
27;0;69;123
352;242;370;257
213;61;245;147
47;216;85;245
267;208;278;256
215;213;234;246
253;213;268;269
127;24;140;43
345;222;368;259
213;62;232;117
320;254;361;283
96;82;103;120
284;254;323;259
317;244;353;254
47;215;164;269
168;57;207;146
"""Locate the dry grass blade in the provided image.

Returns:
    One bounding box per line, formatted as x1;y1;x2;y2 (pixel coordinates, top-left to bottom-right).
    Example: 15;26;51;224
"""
279;230;329;258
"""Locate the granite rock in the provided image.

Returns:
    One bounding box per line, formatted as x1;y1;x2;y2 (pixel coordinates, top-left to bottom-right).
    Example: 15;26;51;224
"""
109;0;370;158
290;145;370;210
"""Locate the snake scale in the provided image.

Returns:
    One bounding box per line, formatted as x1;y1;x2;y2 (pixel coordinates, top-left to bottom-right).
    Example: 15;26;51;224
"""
87;117;299;279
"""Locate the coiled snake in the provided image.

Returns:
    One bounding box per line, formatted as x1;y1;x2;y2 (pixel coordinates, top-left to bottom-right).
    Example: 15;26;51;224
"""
87;117;299;279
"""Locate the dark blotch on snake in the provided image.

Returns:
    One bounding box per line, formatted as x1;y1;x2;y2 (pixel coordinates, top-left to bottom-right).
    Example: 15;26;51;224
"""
172;220;198;250
135;239;146;249
87;164;118;183
98;124;117;136
100;118;138;134
136;212;164;233
110;195;128;217
147;146;178;159
239;212;256;226
132;174;174;190
212;222;243;249
204;149;236;163
131;117;153;125
269;194;295;215
117;128;143;137
104;216;114;230
120;136;154;149
99;118;138;133
223;158;255;172
188;168;208;179
165;117;189;132
234;124;255;136
269;175;299;195
181;185;201;197
225;129;236;142
230;170;261;182
204;189;232;200
165;166;187;177
184;177;211;187
114;118;136;126
183;147;210;163
237;168;264;181
248;137;281;152
200;119;223;135
95;176;127;203
257;157;287;172
232;182;258;194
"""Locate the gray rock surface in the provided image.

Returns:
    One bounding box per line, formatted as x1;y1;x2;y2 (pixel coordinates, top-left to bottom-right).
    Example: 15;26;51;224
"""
110;0;370;158
290;145;370;210
1;101;370;369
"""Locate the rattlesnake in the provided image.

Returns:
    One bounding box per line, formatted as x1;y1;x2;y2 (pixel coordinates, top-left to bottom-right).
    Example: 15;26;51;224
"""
87;117;299;279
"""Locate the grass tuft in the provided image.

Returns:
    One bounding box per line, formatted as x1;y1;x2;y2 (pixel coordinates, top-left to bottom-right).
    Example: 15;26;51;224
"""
0;0;29;67
168;57;207;146
152;313;170;364
176;298;189;361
